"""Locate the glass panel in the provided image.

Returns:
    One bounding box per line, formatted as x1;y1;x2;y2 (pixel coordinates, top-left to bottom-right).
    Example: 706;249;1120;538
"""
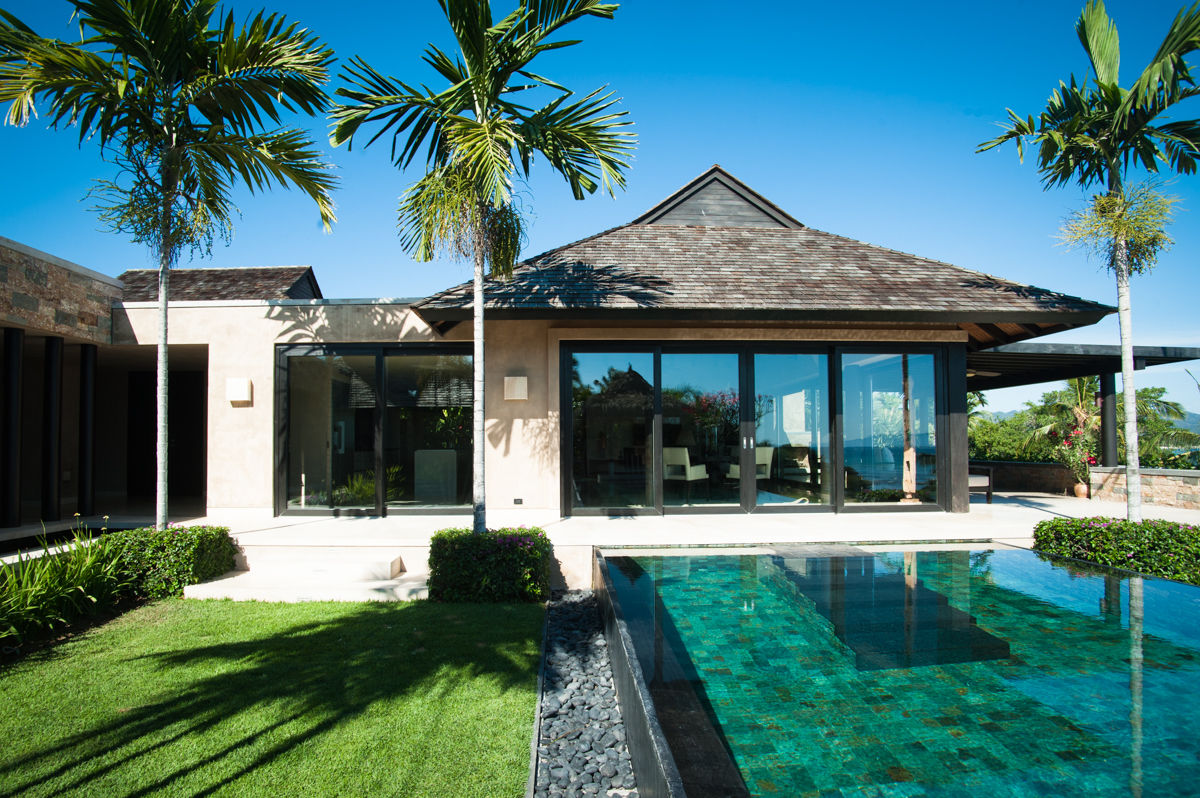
571;352;654;508
842;353;937;504
287;354;377;510
661;353;740;507
384;354;472;507
753;353;830;505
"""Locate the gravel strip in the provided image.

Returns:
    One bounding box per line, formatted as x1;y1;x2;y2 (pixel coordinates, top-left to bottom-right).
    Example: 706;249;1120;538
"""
533;591;639;798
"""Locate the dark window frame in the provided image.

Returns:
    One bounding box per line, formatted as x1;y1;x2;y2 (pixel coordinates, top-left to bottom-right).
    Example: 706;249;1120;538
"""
275;342;473;517
560;341;953;516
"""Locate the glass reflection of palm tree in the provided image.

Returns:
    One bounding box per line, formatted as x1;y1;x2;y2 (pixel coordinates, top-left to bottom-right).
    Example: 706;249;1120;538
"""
901;355;918;502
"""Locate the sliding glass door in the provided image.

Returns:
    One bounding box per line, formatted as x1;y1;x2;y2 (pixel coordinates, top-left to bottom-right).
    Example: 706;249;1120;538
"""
841;353;938;505
753;353;831;506
661;352;740;508
563;344;943;514
281;345;472;515
569;351;654;510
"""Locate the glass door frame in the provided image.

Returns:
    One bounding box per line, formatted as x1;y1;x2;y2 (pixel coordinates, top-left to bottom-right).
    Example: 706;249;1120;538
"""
275;342;474;517
561;341;954;516
833;344;949;514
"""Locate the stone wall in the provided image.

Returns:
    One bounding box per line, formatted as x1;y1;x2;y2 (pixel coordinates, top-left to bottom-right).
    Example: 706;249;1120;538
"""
0;237;122;344
1090;466;1200;510
969;460;1077;494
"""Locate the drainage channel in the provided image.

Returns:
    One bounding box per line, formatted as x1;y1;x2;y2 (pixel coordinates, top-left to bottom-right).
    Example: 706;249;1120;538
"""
530;591;640;797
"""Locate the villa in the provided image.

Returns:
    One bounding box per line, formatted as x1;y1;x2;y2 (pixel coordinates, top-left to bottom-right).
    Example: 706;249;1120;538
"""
0;166;1145;531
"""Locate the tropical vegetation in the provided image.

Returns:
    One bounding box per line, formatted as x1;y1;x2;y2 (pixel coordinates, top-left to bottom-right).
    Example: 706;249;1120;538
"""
1034;516;1200;586
978;0;1200;521
0;600;543;797
428;526;552;602
0;0;338;529
1;524;234;645
970;378;1200;471
330;0;635;533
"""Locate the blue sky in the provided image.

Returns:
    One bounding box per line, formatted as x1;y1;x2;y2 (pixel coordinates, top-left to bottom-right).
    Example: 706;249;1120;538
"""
2;0;1199;412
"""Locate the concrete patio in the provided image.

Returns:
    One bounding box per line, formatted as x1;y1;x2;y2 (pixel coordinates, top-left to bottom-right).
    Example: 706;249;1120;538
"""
181;493;1200;602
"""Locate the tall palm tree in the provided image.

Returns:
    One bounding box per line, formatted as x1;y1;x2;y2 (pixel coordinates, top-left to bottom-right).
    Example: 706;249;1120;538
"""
331;0;634;533
0;0;337;529
978;0;1200;521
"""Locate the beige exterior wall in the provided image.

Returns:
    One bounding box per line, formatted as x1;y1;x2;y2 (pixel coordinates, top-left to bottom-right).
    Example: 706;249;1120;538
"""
113;304;966;518
114;299;453;517
485;319;968;513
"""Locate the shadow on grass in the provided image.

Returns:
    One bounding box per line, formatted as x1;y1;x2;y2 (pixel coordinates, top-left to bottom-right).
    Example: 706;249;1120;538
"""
0;601;543;797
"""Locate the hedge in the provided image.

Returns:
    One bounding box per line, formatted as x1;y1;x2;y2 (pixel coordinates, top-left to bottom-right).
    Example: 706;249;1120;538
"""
108;525;237;600
1;525;236;644
427;527;552;602
1032;516;1200;585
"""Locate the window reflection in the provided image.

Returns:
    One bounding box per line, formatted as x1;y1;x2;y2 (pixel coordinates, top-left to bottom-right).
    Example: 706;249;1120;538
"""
754;353;830;505
571;352;654;508
842;353;937;504
287;354;377;510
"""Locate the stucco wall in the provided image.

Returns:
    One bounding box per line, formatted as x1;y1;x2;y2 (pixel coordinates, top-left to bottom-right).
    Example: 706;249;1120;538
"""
112;304;968;517
114;299;449;516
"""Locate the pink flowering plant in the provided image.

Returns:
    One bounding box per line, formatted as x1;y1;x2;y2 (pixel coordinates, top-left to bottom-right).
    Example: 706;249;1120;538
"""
1048;427;1098;484
1034;516;1200;586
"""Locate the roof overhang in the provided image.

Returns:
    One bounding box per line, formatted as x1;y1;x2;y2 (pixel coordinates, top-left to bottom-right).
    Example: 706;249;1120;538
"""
412;305;1112;341
967;343;1200;391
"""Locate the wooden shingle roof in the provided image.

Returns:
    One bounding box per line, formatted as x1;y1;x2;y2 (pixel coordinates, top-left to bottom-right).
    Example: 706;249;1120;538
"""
414;166;1114;348
118;266;322;302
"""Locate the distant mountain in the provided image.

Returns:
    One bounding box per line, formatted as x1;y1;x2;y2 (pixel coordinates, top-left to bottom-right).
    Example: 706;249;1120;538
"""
1181;411;1200;435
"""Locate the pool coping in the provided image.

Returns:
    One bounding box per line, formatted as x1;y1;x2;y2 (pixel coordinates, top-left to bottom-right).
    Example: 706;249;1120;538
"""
593;548;688;798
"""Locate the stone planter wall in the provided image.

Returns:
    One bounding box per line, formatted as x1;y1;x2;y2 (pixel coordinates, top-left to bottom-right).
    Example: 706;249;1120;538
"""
1090;466;1200;510
969;460;1077;495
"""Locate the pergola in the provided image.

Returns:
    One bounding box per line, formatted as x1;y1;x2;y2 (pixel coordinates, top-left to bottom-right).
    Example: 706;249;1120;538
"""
966;343;1200;466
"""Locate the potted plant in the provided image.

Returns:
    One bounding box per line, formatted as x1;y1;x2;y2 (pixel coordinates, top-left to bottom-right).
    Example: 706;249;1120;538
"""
1050;428;1098;498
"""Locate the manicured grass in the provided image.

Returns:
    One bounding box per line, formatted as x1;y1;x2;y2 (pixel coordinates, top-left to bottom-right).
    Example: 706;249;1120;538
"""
0;599;544;797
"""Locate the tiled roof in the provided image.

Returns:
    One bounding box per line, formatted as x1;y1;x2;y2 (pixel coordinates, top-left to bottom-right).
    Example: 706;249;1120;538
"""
118;266;321;302
413;167;1113;348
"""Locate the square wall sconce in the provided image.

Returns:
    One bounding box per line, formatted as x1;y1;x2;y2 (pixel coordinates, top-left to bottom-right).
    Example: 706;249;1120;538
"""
504;376;528;401
226;377;253;405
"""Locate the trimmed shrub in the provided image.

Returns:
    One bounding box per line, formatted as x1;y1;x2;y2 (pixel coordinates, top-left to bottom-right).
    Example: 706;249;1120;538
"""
0;532;130;643
1033;516;1200;585
108;526;237;599
428;527;552;602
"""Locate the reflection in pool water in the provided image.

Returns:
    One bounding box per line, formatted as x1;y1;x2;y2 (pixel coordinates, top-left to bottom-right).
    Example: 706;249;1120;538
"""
604;548;1200;797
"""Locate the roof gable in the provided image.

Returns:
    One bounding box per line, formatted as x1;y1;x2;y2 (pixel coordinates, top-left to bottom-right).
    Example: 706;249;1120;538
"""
632;165;802;229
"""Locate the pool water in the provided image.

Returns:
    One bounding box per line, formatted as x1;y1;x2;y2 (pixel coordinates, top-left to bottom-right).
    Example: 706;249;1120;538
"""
604;547;1200;797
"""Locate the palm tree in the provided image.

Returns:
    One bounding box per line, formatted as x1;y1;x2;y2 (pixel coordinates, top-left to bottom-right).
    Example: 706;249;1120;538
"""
978;0;1200;521
331;0;634;533
0;0;337;529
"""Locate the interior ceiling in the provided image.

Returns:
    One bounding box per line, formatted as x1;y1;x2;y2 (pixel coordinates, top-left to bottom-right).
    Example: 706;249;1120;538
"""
966;343;1200;391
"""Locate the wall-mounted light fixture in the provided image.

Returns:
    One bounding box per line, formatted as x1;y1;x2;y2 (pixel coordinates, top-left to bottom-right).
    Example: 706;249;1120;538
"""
226;377;253;406
504;375;528;401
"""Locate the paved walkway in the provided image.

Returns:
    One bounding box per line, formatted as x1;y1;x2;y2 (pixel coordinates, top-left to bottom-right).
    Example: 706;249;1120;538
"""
180;494;1200;602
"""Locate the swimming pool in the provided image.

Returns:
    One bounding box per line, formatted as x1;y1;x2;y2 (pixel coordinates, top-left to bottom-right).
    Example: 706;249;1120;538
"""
600;545;1200;797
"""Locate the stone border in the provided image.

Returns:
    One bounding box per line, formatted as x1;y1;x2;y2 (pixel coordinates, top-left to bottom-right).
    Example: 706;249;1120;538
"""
526;605;551;798
593;549;685;798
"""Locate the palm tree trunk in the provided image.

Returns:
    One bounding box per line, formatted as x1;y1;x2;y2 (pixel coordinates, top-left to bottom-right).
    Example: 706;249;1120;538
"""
472;227;486;535
155;243;170;530
1116;241;1141;522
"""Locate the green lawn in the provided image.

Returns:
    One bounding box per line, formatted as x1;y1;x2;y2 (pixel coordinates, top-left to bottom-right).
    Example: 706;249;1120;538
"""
0;599;544;797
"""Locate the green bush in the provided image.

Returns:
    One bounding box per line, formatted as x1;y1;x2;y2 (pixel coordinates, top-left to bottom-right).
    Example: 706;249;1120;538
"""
1033;516;1200;585
0;532;130;643
109;525;237;599
427;527;552;602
